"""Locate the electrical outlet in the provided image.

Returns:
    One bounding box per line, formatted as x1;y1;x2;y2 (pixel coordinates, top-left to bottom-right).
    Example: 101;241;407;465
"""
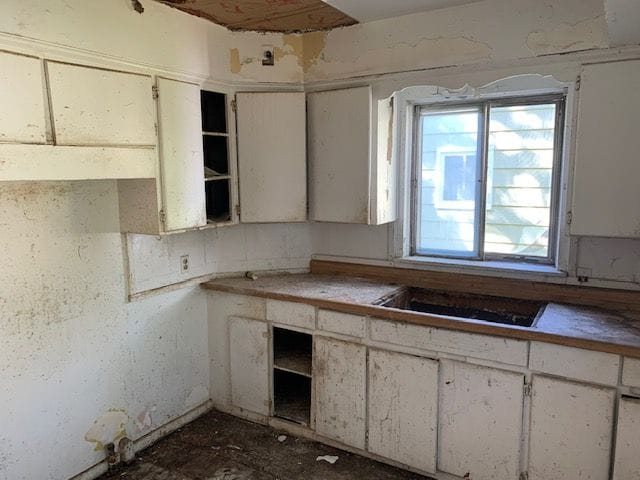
180;255;190;273
262;45;274;66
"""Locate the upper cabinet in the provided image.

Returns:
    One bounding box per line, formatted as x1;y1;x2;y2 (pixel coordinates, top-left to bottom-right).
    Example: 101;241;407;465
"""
236;91;307;223
119;78;208;234
46;62;156;146
155;77;206;232
307;86;396;225
571;59;640;238
0;55;157;182
0;51;47;144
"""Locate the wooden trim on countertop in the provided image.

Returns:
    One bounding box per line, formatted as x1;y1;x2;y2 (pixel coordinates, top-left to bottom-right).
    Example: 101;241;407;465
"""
310;259;640;315
202;280;640;358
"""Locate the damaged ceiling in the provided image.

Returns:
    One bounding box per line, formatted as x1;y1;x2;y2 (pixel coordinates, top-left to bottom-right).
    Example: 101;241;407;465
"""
154;0;357;32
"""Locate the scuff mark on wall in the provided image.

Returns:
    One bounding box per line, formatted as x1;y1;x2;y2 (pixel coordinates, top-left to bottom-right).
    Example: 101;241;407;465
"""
134;405;156;433
526;16;607;55
185;384;209;409
85;410;129;452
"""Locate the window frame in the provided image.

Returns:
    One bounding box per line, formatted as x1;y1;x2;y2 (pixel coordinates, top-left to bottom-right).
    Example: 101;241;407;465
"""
410;94;566;265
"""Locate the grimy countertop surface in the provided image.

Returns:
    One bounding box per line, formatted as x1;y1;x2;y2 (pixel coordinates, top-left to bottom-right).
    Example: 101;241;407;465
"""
203;273;640;358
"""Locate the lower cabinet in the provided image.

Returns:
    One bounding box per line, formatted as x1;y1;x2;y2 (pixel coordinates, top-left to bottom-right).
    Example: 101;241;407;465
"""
229;316;270;416
613;396;640;480
438;360;525;480
314;336;367;449
528;375;615;480
368;349;438;474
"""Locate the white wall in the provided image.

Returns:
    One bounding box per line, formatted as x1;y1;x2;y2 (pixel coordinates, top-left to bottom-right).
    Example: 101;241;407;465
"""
1;0;640;479
0;2;306;480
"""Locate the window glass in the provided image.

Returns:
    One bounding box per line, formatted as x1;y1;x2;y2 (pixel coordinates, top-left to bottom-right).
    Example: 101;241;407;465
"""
414;98;563;263
416;107;481;257
484;104;557;257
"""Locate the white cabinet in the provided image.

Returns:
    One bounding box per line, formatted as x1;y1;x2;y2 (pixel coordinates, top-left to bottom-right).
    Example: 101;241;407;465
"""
612;396;640;480
308;86;396;225
46;61;156;146
314;336;366;449
229;316;270;416
368;349;438;474
236;92;307;223
528;375;615;480
571;59;640;237
156;77;206;231
438;360;524;480
0;51;46;144
119;78;207;233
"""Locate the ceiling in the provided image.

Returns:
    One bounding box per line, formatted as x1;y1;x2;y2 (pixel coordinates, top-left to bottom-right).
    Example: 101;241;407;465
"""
153;0;485;32
323;0;485;23
154;0;357;32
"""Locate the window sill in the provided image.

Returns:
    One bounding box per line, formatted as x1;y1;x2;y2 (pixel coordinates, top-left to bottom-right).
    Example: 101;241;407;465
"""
395;256;567;279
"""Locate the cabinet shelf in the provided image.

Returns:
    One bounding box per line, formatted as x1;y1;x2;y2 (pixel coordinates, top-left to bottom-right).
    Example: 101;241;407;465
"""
273;327;312;425
274;351;312;377
203;131;229;137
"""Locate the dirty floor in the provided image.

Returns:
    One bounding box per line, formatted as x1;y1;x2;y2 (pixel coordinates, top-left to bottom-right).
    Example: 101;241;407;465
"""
99;409;434;480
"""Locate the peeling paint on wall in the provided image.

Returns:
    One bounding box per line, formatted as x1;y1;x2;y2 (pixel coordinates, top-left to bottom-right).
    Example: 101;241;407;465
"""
229;47;242;74
526;16;607;55
135;405;156;433
84;410;129;451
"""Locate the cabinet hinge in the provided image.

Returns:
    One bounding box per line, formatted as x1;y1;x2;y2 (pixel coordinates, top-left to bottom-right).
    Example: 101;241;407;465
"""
523;383;532;397
152;85;159;100
159;209;166;223
234;204;241;217
575;74;581;91
566;210;573;225
231;98;237;113
519;472;529;480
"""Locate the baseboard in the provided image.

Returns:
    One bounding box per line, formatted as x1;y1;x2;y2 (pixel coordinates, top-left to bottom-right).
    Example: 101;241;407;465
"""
70;400;214;480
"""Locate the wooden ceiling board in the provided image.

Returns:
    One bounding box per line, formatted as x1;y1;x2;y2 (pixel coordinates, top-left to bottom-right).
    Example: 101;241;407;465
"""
155;0;357;32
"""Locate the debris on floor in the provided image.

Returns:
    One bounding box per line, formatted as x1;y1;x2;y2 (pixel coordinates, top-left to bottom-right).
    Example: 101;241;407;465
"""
316;455;339;464
98;409;432;480
277;435;287;443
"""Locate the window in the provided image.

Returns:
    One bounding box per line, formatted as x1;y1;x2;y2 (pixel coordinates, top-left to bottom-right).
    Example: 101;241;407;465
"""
412;96;565;263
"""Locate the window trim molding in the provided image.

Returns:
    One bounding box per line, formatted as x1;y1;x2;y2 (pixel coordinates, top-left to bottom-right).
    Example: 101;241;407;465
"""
391;74;575;273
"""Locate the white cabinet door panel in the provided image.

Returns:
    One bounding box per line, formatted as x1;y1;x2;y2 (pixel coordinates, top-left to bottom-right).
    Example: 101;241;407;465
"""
439;360;524;480
368;349;438;474
157;77;206;231
0;51;46;144
308;86;371;224
229;316;270;416
314;336;366;449
236;92;306;223
528;375;615;480
613;396;640;480
571;60;640;237
47;62;155;146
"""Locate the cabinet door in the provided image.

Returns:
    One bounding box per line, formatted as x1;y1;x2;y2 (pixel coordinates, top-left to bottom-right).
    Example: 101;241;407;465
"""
314;336;366;449
613;396;640;480
47;61;155;146
308;86;371;223
439;360;524;480
368;349;438;474
571;59;640;237
157;77;206;231
236;92;306;223
0;51;46;144
229;316;270;416
528;375;615;480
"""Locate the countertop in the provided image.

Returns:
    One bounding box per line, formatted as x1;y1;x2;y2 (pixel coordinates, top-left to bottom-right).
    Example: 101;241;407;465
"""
203;273;640;358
